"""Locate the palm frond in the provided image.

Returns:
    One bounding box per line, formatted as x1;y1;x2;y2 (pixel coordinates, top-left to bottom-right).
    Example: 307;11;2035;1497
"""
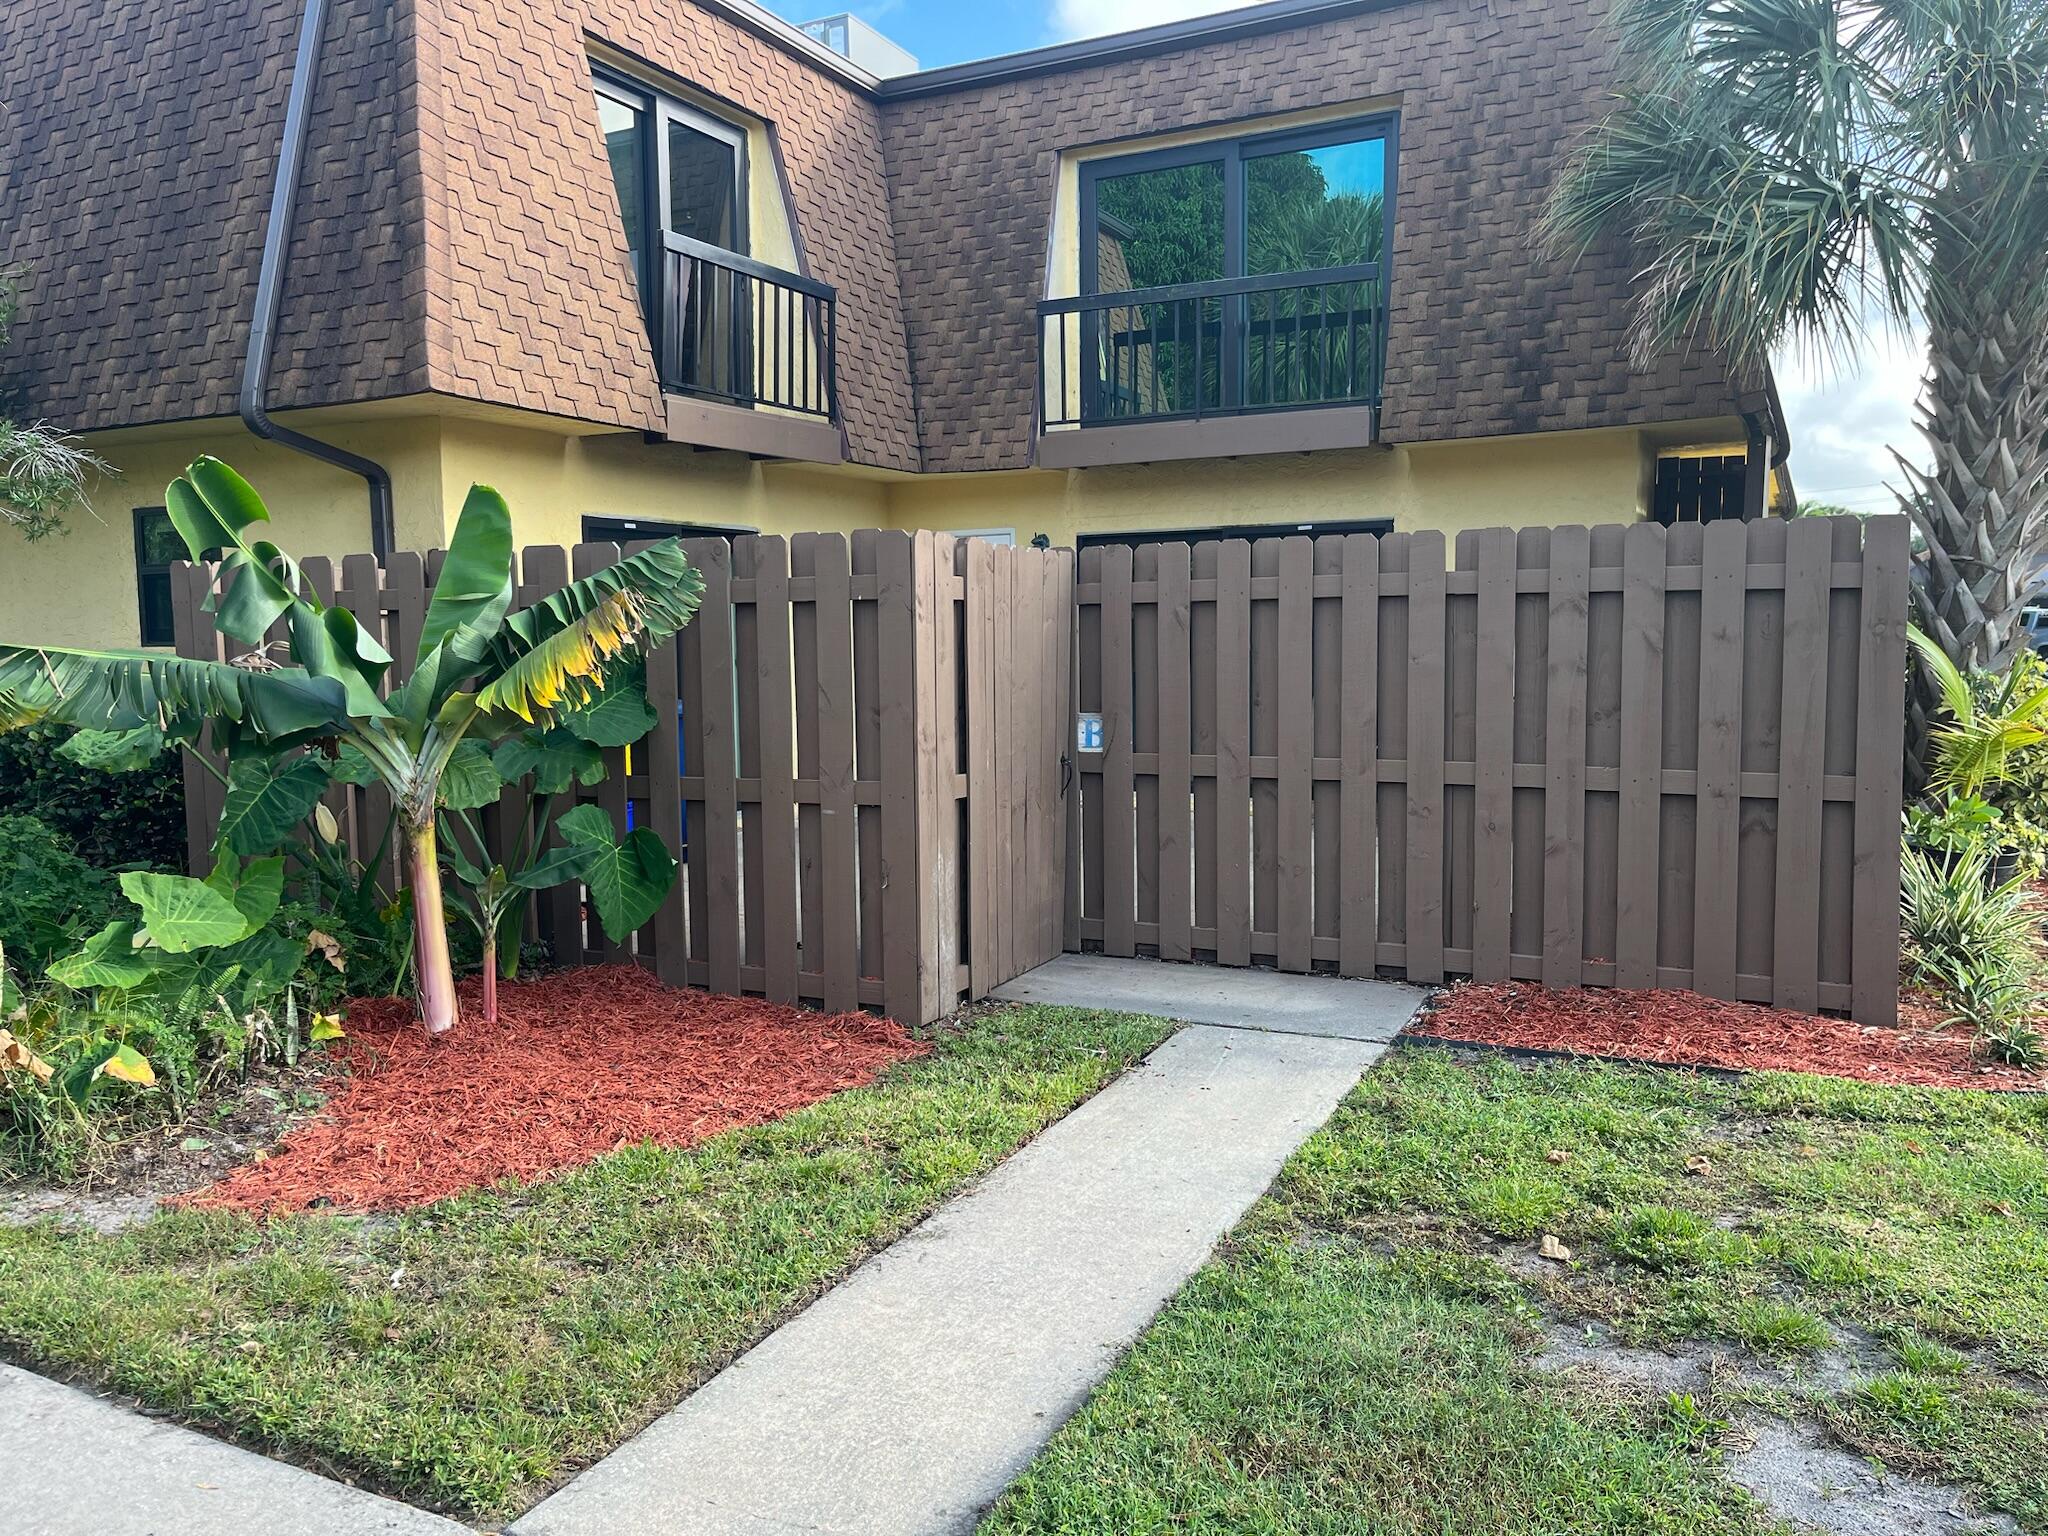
0;645;349;739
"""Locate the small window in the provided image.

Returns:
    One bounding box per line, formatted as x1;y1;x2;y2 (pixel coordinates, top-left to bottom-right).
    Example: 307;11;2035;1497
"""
581;515;746;545
1652;453;1748;525
134;507;182;646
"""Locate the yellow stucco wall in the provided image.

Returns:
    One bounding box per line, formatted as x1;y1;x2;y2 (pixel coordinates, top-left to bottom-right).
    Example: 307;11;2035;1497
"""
431;415;889;547
885;426;1657;548
0;415;449;649
0;402;892;649
6;397;1709;652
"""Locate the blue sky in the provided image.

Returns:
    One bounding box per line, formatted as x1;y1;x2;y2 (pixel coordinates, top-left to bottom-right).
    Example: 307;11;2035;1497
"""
766;0;1245;67
770;0;1921;507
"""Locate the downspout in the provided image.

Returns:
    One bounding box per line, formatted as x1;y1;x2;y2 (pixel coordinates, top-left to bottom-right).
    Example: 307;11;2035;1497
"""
241;0;396;561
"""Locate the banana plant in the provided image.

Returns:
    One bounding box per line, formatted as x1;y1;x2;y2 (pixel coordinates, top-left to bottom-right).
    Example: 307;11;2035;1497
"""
430;711;675;1025
0;456;702;1034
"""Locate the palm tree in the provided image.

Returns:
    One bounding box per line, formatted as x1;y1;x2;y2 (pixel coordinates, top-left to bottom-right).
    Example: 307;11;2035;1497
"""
1545;0;2048;765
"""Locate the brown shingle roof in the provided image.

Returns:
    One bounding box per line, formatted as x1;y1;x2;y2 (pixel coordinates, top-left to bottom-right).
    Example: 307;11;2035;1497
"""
0;0;427;434
0;0;1751;478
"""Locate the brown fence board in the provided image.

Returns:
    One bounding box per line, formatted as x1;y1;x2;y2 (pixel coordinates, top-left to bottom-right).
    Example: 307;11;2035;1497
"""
813;534;861;1012
1101;546;1137;957
1470;528;1515;981
1338;532;1380;976
1692;520;1747;999
1215;540;1253;966
1542;527;1592;987
1404;531;1447;983
1615;522;1667;988
1157;543;1194;962
1276;537;1315;973
1852;517;1910;1024
1772;518;1831;1012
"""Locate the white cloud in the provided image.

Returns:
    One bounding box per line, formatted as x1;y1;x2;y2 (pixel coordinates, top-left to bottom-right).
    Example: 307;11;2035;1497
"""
1772;325;1928;513
1049;0;1246;42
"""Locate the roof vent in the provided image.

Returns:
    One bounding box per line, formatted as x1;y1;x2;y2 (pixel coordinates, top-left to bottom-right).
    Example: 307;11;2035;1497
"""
797;12;919;75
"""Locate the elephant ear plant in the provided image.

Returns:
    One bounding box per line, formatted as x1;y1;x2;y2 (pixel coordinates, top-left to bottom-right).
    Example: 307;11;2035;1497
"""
0;456;703;1034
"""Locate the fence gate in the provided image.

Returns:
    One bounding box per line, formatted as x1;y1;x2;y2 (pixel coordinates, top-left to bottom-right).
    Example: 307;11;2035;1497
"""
173;531;1071;1027
1069;517;1910;1025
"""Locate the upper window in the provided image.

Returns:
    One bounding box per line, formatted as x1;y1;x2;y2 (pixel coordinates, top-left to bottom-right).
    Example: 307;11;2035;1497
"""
1066;116;1394;423
593;69;749;319
1081;117;1390;295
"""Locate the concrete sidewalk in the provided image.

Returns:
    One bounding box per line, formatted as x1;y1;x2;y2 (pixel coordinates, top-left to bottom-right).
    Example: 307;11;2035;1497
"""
0;1363;473;1536
991;952;1425;1041
511;1006;1412;1536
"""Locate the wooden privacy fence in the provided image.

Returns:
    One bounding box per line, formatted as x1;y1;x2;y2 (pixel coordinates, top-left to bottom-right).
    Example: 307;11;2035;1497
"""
172;532;1071;1026
1070;516;1910;1024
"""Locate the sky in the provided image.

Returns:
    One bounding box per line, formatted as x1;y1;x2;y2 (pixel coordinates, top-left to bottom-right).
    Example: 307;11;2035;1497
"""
766;0;1926;509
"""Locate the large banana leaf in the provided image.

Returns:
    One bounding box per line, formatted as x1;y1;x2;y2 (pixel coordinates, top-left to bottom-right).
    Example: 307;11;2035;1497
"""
166;458;392;709
0;645;349;739
419;486;515;666
484;539;703;678
475;589;645;723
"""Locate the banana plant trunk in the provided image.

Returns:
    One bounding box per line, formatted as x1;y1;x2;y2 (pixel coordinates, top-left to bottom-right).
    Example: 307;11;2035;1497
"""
481;924;500;1026
403;816;460;1035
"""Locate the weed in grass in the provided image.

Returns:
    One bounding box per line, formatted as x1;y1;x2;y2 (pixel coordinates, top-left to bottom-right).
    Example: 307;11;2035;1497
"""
1609;1206;1717;1270
1731;1300;1831;1358
1659;1390;1730;1450
1465;1171;1570;1238
1780;1239;1875;1293
1858;1371;1953;1430
1893;1333;1970;1377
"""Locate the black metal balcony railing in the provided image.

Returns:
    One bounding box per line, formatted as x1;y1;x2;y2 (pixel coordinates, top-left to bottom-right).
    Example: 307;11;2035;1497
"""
659;233;837;420
1036;265;1385;430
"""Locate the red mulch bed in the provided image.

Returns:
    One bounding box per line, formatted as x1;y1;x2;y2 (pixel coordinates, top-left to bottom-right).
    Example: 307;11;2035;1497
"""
186;966;927;1215
1408;981;2047;1093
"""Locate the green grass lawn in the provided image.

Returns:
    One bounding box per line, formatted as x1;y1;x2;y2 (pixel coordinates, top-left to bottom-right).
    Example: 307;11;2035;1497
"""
0;1005;1169;1523
985;1044;2048;1536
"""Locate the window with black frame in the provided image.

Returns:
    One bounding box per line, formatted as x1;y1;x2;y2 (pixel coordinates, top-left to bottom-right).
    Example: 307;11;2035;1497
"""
1075;117;1393;426
593;70;754;405
133;507;182;646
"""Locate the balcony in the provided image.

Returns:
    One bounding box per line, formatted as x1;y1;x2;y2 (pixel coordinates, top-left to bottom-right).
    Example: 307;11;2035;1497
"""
1035;265;1385;468
657;234;842;463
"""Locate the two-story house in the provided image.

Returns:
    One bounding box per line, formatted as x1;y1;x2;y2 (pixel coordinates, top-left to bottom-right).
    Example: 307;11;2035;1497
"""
0;0;1790;648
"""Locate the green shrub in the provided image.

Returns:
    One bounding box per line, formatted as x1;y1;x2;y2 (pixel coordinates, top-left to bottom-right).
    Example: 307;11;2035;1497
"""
0;815;124;967
1899;843;2039;996
0;723;184;872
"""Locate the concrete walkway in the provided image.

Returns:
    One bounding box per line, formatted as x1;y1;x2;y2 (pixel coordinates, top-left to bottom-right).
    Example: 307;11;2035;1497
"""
0;1363;472;1536
513;957;1421;1536
6;955;1421;1536
991;951;1425;1041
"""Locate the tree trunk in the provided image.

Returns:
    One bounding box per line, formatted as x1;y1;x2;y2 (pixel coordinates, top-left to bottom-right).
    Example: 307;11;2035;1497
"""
1900;238;2048;784
404;816;460;1035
